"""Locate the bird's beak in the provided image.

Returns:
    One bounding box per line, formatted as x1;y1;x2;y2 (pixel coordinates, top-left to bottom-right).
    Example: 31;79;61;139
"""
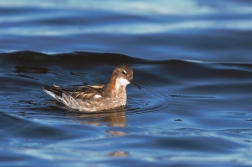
130;79;141;90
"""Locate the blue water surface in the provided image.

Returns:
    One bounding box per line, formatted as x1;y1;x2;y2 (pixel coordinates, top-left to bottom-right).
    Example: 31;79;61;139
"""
1;0;252;167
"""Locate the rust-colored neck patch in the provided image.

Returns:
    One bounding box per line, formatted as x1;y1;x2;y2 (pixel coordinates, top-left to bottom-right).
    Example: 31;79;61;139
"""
110;75;116;91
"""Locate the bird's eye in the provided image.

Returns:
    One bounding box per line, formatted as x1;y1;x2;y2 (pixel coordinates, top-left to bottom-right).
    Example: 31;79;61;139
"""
122;70;127;75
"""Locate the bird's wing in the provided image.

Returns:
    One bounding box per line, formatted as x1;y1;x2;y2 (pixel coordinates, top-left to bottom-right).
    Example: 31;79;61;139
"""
64;84;105;100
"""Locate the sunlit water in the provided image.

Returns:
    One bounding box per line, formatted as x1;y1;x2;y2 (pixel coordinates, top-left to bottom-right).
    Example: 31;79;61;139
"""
1;1;252;167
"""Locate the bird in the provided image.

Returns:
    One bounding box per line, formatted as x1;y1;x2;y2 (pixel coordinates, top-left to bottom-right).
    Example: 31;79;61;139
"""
42;64;141;112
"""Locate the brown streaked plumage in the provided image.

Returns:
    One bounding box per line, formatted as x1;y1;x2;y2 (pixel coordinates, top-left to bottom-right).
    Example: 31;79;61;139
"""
42;64;141;112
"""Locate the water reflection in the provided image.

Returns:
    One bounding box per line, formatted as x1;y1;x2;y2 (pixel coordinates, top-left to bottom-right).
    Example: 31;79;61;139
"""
73;108;126;127
108;151;129;157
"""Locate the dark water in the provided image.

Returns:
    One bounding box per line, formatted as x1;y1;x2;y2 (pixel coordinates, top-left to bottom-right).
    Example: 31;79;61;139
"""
1;1;252;167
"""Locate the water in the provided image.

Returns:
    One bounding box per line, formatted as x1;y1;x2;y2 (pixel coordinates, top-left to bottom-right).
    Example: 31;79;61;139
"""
1;1;252;166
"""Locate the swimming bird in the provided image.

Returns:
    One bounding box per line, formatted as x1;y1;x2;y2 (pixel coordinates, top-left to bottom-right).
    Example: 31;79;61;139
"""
42;64;141;112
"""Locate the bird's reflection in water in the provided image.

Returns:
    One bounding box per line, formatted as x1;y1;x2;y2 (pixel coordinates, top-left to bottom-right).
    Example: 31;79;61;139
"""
108;151;129;157
72;107;126;127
